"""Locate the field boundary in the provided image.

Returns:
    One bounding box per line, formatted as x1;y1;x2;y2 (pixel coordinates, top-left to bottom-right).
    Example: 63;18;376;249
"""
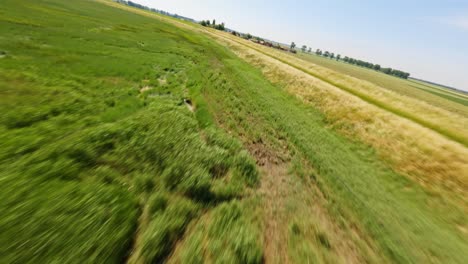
205;31;468;147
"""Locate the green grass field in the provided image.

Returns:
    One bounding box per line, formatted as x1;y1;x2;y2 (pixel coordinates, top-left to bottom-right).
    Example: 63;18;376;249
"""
1;0;467;263
0;1;260;263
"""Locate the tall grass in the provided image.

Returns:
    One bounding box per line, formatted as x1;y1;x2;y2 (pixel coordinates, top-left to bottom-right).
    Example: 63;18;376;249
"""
2;1;467;263
110;4;468;262
169;201;263;264
0;0;260;262
198;49;468;263
204;28;468;205
124;8;468;202
206;30;468;147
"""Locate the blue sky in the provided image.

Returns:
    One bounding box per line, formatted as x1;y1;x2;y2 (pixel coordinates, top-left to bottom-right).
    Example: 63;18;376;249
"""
135;0;468;90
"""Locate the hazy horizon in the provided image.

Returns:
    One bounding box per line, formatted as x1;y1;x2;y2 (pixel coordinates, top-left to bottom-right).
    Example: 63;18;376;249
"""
133;0;468;91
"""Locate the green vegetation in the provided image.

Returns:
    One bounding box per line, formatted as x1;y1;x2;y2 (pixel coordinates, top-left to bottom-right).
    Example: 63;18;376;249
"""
200;19;226;30
196;44;468;263
1;0;467;263
229;38;468;146
312;48;410;78
0;0;258;262
170;200;263;263
297;51;468;115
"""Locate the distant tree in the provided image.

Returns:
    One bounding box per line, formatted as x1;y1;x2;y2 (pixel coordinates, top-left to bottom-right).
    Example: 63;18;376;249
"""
381;68;392;74
308;47;312;53
330;53;335;59
290;42;296;50
200;20;207;26
246;33;252;39
212;19;216;26
387;69;409;79
215;22;225;30
301;45;307;52
337;54;341;61
373;64;381;71
344;56;349;62
324;51;330;57
207;20;211;26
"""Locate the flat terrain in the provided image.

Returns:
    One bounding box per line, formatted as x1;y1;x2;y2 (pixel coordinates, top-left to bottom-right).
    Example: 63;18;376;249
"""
1;0;467;263
296;52;468;113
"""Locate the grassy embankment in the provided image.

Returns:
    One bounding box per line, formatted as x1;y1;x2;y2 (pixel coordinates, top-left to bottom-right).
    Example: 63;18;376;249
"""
104;1;468;263
1;0;467;263
0;1;261;263
200;27;468;204
214;33;468;147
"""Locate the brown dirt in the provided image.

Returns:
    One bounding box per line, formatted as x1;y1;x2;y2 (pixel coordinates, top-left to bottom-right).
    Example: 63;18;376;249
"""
258;162;291;264
247;142;282;166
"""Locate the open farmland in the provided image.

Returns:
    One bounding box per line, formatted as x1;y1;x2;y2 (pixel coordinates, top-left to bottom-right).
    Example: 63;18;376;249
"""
295;52;468;112
1;0;467;263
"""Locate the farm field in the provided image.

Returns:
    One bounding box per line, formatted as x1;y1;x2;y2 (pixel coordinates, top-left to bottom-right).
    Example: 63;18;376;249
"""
295;52;468;112
1;0;467;263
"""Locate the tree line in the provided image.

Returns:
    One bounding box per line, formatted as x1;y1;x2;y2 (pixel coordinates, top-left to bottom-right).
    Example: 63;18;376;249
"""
199;19;225;31
294;44;410;79
117;0;410;79
341;55;410;79
316;48;410;79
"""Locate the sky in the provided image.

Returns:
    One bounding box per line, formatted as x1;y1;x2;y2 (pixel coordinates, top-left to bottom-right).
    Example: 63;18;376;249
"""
134;0;468;91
